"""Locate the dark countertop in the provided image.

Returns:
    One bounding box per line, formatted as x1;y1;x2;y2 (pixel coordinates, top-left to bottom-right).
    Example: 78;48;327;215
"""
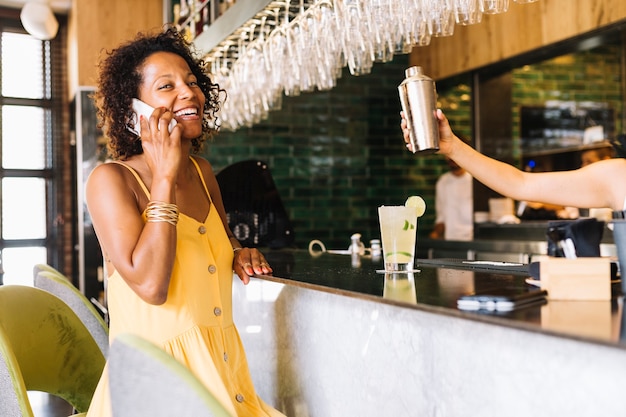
260;249;625;350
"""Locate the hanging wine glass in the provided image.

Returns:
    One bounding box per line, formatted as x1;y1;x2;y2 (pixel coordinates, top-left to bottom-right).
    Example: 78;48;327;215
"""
481;0;509;14
453;0;483;25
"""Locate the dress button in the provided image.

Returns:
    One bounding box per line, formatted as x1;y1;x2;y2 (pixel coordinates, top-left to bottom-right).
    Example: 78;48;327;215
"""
208;265;217;274
214;307;222;316
223;352;228;362
235;394;244;403
198;225;206;234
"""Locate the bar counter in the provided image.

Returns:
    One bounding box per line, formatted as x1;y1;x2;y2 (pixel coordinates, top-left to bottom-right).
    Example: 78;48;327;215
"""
232;249;626;417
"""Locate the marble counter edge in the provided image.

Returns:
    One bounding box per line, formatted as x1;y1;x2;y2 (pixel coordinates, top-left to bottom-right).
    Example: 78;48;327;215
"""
251;272;626;352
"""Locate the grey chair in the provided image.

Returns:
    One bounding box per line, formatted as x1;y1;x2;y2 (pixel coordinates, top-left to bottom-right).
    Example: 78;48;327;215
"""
108;333;234;417
33;266;109;357
0;285;105;417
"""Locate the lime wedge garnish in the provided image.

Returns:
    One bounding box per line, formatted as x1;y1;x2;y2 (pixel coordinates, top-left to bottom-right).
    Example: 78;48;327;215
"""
405;195;426;217
385;251;413;258
402;220;415;230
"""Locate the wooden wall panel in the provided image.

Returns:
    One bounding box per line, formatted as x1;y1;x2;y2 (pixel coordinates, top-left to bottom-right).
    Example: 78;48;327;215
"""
411;0;626;80
68;0;164;97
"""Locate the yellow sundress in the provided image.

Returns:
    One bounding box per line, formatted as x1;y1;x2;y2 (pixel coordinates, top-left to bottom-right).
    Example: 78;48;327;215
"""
86;157;284;417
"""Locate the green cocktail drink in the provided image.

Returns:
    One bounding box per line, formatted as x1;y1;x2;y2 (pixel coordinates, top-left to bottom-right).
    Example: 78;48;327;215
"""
378;205;418;271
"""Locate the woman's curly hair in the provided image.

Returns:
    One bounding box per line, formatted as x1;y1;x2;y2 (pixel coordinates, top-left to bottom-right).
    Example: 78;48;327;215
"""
93;25;222;160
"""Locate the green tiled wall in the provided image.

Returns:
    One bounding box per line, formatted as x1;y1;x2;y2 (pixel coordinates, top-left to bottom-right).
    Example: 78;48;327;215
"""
204;44;620;250
205;55;469;249
511;44;623;154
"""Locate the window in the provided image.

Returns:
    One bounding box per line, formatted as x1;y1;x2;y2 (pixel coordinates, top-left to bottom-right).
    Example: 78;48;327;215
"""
0;17;62;286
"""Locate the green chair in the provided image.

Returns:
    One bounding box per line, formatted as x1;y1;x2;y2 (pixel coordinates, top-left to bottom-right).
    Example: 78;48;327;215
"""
33;267;109;357
0;285;106;417
108;333;234;417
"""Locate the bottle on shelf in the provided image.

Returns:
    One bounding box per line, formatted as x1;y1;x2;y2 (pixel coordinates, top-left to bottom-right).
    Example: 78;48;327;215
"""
179;0;189;25
193;0;204;37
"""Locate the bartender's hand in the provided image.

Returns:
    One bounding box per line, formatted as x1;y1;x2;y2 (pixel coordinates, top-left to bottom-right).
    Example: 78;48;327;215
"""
401;109;457;156
233;248;273;285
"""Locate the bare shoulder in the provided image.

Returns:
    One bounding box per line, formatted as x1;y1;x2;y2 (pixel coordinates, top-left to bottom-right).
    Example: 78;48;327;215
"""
190;155;213;170
190;155;216;178
85;161;143;202
87;161;140;188
87;161;126;186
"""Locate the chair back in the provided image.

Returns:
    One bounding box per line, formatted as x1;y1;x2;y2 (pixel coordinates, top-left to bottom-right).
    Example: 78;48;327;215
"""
0;285;106;416
0;325;29;416
34;268;109;357
108;333;234;417
33;263;64;277
216;160;294;248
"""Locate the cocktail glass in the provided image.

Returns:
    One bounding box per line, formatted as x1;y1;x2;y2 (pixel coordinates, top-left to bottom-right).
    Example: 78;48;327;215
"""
378;205;418;272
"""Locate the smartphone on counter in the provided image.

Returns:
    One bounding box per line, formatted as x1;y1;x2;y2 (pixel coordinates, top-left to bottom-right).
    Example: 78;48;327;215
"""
457;286;547;312
128;98;177;136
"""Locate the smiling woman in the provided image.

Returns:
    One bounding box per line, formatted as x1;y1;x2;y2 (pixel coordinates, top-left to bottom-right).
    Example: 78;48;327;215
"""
84;27;285;417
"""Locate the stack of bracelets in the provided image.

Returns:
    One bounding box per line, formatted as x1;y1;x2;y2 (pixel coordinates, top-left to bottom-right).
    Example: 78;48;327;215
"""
145;201;179;226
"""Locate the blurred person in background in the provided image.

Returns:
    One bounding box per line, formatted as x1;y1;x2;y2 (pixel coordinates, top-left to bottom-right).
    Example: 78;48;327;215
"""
581;146;613;167
429;153;473;241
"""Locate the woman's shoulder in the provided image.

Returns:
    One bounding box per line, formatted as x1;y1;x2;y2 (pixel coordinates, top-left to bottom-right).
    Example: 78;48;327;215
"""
88;160;123;180
189;155;215;175
190;155;211;167
89;159;133;177
86;160;145;191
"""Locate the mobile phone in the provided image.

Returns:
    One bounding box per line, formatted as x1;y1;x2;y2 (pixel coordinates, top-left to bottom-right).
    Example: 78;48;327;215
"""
457;286;547;312
128;98;177;136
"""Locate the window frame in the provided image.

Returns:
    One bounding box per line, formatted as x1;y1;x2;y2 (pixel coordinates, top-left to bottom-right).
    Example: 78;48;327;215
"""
0;8;67;285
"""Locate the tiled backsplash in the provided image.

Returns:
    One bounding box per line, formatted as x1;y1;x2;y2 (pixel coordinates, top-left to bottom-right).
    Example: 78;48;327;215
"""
206;55;449;249
205;44;621;250
512;44;623;143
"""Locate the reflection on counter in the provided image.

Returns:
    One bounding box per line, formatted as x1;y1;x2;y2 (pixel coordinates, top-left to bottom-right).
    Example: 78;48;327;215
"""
258;249;626;348
541;300;616;341
382;272;417;305
436;267;475;301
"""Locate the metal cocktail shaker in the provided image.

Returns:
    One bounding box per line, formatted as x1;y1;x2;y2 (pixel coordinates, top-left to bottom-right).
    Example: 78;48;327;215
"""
398;66;439;154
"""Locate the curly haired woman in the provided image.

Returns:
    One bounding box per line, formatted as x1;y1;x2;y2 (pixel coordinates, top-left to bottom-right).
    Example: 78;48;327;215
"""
86;26;284;417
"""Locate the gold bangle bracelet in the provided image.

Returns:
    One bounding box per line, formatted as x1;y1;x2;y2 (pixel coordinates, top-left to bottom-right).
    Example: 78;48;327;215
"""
145;201;179;226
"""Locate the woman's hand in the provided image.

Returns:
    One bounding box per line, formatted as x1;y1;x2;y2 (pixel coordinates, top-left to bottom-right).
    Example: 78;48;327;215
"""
139;106;184;180
233;248;273;285
401;109;457;156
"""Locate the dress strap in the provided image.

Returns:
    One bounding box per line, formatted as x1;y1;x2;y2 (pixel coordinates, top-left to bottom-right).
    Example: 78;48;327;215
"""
107;160;151;199
107;157;212;204
188;156;213;204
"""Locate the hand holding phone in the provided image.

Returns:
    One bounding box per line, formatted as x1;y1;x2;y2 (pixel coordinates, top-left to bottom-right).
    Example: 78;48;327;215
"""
128;98;177;136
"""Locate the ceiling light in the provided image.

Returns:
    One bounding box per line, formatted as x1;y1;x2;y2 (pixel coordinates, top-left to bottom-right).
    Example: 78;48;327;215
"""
20;1;59;41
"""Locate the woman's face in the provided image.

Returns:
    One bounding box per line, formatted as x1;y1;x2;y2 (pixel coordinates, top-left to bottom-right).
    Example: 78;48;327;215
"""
137;51;206;139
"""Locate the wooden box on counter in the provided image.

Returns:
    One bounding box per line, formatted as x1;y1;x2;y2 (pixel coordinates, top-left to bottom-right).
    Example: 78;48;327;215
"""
538;256;612;301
